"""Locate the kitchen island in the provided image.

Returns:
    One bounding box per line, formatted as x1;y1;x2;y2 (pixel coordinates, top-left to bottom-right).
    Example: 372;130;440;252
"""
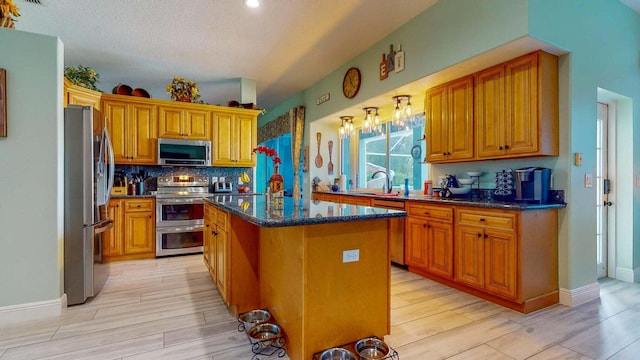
203;194;405;360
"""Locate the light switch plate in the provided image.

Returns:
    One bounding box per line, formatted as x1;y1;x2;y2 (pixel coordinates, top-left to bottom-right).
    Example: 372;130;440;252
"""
585;173;593;188
343;249;359;263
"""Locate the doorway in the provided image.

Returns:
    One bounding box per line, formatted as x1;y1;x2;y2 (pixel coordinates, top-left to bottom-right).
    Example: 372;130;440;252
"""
596;102;611;278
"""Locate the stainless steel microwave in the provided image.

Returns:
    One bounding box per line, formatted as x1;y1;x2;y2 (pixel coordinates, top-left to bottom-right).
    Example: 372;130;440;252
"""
158;138;211;166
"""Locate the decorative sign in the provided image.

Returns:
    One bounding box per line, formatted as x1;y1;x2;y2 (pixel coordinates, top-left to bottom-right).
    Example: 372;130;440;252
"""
0;68;6;137
379;44;405;81
316;93;330;105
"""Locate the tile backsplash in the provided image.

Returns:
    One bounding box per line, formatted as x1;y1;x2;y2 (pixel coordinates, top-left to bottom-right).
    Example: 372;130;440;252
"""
116;165;253;192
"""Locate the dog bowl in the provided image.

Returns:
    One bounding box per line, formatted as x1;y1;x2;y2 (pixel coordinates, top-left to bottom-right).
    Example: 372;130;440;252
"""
320;347;357;360
247;323;280;348
238;309;271;331
355;338;390;359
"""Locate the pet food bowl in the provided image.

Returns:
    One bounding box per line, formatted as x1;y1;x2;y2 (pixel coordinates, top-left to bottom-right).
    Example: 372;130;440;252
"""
247;323;280;348
355;337;390;359
319;347;357;360
238;309;271;331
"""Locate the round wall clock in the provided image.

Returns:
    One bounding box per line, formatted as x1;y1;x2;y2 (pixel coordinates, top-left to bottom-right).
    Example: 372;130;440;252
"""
342;67;361;99
411;145;422;160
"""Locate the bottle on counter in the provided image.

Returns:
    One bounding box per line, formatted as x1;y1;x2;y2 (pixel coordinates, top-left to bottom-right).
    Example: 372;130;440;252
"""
404;178;409;196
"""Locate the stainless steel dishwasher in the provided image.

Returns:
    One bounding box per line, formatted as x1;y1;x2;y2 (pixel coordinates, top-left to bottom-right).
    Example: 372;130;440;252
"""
371;198;406;266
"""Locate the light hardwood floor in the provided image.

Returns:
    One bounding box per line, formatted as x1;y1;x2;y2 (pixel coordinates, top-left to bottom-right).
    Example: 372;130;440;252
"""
1;255;639;360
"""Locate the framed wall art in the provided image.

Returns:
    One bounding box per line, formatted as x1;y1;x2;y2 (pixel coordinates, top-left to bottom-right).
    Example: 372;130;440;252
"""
0;68;6;137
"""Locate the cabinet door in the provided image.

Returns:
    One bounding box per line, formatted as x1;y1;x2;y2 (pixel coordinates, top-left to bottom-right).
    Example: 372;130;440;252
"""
405;217;428;270
203;204;215;268
505;52;538;155
185;109;211;140
475;65;506;158
103;100;129;163
129;103;157;164
216;228;228;303
124;209;154;254
424;84;449;162
447;76;474;161
157;105;184;138
484;229;517;300
103;200;123;256
455;225;485;289
235;113;256;166
426;220;453;279
212;112;234;166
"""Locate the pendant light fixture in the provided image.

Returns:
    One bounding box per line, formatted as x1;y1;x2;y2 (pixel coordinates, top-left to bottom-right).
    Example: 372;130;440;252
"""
392;95;412;127
339;116;355;139
362;107;381;135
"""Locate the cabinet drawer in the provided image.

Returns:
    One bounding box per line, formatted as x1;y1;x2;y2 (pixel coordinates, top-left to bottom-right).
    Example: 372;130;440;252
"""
216;210;228;231
456;210;516;231
406;202;453;222
124;199;154;212
372;199;405;210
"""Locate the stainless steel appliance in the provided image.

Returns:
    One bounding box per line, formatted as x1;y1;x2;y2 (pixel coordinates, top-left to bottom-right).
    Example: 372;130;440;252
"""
514;167;551;203
64;105;115;305
157;138;211;167
155;175;209;256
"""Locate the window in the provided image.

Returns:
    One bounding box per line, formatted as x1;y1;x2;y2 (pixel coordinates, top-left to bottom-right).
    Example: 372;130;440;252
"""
350;114;427;191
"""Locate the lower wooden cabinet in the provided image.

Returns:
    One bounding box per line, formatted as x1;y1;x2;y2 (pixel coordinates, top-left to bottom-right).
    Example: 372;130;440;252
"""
405;202;454;279
103;198;155;262
204;202;229;303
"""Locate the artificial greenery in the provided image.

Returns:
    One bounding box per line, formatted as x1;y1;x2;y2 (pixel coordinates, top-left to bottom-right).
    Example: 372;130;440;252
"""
64;65;100;92
166;77;203;103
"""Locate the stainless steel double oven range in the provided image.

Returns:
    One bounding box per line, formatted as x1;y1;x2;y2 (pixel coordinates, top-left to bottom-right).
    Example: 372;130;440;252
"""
155;175;209;256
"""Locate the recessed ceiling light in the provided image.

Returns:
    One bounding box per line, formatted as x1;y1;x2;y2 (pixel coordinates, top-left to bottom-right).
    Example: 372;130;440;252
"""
245;0;260;8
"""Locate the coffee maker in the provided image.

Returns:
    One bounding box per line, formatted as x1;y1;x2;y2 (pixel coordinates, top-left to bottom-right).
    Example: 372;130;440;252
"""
514;167;551;203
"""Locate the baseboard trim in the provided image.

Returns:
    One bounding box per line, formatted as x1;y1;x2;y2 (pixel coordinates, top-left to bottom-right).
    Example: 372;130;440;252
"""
0;294;66;324
559;282;600;307
615;267;638;283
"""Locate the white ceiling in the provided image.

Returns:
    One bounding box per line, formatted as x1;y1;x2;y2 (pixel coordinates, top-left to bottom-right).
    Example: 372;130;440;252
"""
15;0;438;112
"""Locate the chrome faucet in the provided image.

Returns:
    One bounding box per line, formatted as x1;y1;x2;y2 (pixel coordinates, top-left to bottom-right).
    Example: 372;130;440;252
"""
371;170;393;193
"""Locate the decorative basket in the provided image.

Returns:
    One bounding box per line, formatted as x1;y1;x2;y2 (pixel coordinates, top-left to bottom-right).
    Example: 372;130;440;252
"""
0;14;15;29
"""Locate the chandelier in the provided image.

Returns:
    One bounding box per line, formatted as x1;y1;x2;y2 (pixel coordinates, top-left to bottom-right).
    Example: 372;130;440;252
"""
361;107;382;135
338;116;355;140
392;95;412;128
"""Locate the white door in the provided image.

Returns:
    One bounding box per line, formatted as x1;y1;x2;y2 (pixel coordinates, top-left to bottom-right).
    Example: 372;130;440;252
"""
596;102;611;278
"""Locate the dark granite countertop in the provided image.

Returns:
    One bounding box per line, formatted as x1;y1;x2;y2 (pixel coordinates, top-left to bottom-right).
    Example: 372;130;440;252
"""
315;191;567;211
204;194;406;228
110;194;156;199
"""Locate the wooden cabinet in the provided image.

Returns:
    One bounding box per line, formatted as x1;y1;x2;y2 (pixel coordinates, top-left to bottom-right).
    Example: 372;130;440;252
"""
157;105;211;140
405;202;454;279
103;198;155;262
455;209;517;299
102;95;157;164
339;195;371;206
454;207;559;312
212;110;257;167
204;202;228;302
424;75;474;163
372;199;405;265
475;50;558;159
64;78;101;110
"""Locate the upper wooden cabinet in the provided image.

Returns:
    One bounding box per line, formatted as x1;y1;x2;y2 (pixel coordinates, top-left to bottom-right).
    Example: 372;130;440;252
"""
212;110;258;167
157;104;211;140
64;78;102;110
476;50;558;159
102;94;157;165
424;75;474;163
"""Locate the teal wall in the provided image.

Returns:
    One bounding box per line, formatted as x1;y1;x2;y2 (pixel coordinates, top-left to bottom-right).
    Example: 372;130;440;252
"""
266;0;640;292
0;28;64;307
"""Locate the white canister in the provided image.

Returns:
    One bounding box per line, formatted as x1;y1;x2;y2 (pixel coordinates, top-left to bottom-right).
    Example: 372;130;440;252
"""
339;174;347;192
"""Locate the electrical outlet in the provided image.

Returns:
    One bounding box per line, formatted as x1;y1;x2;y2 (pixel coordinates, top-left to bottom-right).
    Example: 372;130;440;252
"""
585;173;593;188
342;249;359;263
238;176;243;185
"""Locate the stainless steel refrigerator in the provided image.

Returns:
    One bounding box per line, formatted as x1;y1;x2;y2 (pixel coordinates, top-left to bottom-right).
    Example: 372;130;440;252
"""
64;105;114;305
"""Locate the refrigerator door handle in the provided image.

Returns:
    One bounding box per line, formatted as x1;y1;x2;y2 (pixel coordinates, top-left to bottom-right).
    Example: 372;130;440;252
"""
91;218;114;235
103;126;115;206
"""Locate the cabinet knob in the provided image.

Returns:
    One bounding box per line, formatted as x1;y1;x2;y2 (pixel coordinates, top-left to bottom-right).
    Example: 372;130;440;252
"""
477;233;482;237
205;224;209;227
499;146;503;150
479;218;485;222
442;152;447;156
505;145;510;150
484;233;488;238
424;212;430;215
